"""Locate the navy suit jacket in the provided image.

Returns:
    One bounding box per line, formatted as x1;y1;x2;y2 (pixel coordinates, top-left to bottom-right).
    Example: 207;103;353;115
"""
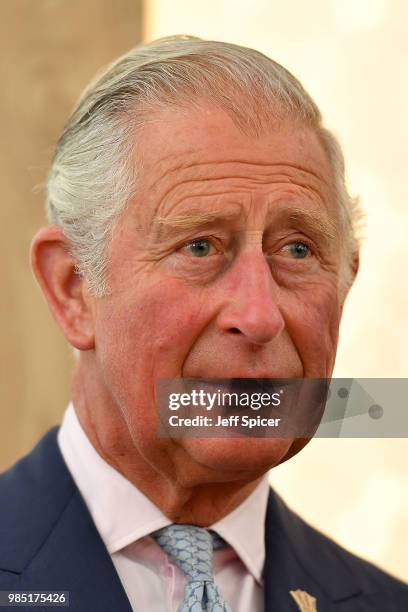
0;427;407;611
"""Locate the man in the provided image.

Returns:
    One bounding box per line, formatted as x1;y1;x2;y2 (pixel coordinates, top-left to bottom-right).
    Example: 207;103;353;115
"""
0;36;406;611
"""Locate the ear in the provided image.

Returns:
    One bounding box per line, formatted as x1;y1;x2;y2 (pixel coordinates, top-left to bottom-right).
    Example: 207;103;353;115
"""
351;250;360;278
339;249;360;307
30;226;95;351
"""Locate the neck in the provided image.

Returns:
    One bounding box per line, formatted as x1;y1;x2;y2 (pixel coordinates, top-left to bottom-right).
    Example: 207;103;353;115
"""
70;357;265;525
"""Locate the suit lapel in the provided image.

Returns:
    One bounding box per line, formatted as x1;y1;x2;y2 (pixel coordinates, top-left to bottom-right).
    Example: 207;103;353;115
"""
0;427;132;612
263;489;361;611
20;488;132;612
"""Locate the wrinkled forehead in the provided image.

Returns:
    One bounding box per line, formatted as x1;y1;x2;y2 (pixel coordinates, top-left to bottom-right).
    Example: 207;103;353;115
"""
132;104;337;222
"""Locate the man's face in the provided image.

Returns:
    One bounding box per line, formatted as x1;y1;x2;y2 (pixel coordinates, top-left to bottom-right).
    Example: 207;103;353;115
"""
90;104;343;483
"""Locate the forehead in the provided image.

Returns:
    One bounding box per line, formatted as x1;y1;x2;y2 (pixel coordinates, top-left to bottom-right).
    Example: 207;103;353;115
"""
133;104;336;220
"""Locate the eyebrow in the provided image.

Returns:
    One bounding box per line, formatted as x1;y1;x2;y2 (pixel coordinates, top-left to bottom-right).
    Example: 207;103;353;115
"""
155;204;339;245
282;207;338;244
156;206;242;230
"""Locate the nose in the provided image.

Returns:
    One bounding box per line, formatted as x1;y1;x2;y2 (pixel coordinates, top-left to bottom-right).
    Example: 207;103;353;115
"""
216;251;285;345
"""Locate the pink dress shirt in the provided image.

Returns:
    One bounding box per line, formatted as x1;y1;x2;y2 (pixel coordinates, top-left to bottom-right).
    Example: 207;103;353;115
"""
57;403;269;611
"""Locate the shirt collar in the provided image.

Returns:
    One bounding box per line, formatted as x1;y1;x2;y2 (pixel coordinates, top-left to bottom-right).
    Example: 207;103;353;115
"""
211;474;269;584
58;402;269;583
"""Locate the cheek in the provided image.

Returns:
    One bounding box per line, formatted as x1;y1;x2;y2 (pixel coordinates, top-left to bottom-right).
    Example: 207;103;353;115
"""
95;278;213;380
93;279;217;448
282;281;341;376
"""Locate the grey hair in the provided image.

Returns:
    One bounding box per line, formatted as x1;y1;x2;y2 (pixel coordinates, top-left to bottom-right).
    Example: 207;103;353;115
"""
47;35;365;298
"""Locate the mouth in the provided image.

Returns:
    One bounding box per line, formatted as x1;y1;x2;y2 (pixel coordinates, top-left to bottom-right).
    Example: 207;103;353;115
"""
186;370;300;380
193;376;289;390
186;374;298;393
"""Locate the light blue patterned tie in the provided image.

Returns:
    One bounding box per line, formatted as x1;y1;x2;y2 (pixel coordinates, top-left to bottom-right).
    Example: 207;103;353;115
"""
152;524;230;612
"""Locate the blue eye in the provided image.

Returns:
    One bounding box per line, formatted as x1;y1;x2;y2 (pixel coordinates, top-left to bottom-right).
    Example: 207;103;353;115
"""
185;239;212;257
285;242;310;259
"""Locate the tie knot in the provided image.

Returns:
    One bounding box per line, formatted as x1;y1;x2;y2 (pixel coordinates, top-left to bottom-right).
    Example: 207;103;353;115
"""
152;524;222;582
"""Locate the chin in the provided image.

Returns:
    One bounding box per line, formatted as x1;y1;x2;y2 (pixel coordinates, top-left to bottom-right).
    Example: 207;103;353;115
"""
179;436;299;477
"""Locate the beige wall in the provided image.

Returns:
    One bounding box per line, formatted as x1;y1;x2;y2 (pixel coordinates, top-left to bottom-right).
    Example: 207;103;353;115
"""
144;0;408;581
0;0;143;468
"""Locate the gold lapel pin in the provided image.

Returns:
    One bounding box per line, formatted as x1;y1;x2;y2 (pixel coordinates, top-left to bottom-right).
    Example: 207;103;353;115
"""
289;589;317;611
